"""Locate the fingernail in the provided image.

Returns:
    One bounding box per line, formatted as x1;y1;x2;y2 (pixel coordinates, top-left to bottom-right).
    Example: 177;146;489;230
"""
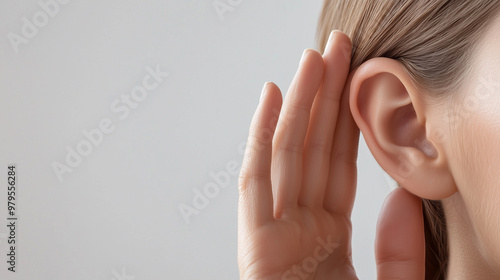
300;49;309;65
260;82;270;102
324;30;338;52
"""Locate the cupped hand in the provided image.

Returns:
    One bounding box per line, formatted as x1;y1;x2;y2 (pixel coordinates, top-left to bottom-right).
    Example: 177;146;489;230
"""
238;31;426;280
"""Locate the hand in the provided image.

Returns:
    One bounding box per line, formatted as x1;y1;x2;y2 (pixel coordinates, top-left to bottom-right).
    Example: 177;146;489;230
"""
237;30;426;279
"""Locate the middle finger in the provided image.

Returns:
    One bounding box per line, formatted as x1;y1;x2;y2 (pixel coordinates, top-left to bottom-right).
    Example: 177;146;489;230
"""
271;49;324;217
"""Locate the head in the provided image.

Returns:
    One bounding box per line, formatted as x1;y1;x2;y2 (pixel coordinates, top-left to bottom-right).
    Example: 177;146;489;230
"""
317;0;500;278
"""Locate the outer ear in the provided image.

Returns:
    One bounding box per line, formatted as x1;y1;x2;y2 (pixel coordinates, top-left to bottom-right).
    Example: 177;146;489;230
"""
349;58;456;200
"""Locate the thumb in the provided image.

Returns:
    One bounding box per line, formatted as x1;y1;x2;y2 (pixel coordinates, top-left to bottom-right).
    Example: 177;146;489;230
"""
375;187;425;280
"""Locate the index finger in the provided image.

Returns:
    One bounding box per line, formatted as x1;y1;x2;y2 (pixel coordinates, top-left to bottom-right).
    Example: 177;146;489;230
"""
238;82;282;229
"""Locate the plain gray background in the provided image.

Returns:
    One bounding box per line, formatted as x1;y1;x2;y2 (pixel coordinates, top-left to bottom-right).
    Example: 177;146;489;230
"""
0;1;396;279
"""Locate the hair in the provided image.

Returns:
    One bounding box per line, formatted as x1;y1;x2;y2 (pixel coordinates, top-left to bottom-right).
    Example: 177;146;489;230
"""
316;1;500;279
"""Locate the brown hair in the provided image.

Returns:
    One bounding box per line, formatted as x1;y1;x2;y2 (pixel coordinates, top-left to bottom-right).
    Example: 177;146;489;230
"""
316;1;500;279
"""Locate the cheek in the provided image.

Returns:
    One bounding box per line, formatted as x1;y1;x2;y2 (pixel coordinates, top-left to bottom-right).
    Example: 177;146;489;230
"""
452;101;500;265
449;13;500;265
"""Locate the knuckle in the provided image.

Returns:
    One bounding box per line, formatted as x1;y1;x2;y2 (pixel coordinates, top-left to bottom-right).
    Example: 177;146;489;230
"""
305;139;329;155
333;150;358;165
319;90;341;103
246;134;268;152
275;141;303;154
237;173;250;193
237;171;267;194
288;102;311;118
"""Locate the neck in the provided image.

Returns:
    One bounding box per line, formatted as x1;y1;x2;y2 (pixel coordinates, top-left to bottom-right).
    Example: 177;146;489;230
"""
442;193;499;280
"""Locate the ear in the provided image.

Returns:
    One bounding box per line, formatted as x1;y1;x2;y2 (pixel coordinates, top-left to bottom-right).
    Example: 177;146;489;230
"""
348;58;457;200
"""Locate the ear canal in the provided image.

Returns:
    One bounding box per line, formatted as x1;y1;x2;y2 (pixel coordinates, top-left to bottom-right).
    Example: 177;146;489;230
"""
414;138;438;158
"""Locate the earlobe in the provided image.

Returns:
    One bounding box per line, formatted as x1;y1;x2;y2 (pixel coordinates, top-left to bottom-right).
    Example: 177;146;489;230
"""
348;58;457;200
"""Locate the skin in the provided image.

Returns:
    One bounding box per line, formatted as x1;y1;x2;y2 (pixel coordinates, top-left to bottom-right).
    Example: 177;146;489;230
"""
237;31;425;280
238;15;500;279
348;15;500;279
440;15;500;279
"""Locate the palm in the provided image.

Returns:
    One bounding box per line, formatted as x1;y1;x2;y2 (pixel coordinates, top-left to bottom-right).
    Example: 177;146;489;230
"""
238;32;359;280
240;208;356;279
